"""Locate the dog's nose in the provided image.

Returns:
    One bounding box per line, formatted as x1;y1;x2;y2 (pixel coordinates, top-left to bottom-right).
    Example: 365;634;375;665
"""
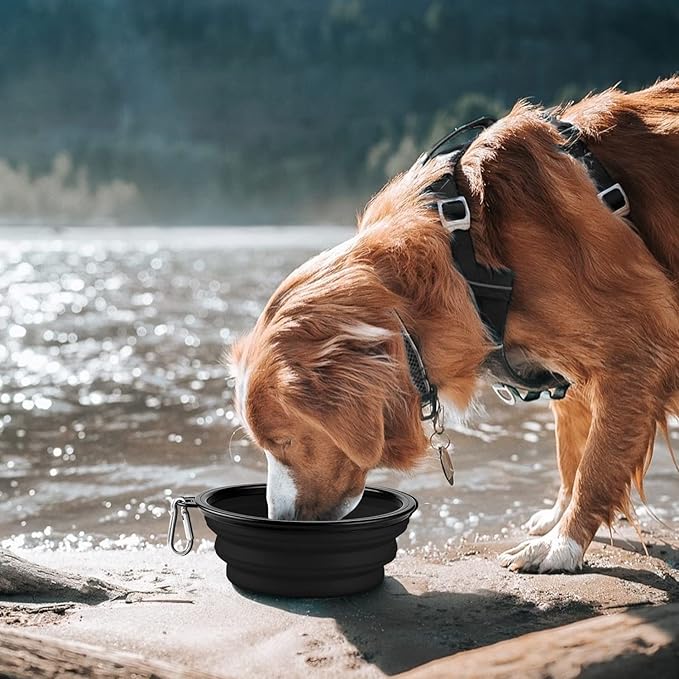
293;492;364;521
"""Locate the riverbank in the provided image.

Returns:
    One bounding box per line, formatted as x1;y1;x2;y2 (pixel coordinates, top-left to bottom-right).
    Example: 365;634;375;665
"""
1;526;677;678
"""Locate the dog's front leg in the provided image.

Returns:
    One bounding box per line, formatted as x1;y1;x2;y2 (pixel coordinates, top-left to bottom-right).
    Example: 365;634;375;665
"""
501;380;656;573
523;392;591;536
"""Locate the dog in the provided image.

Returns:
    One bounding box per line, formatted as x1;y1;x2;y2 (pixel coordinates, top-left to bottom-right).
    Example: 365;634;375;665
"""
229;77;679;573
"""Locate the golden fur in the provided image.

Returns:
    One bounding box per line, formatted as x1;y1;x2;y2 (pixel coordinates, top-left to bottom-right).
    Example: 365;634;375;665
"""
230;78;679;571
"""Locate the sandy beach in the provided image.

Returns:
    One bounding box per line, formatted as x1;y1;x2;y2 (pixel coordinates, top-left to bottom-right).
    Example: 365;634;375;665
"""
2;526;678;678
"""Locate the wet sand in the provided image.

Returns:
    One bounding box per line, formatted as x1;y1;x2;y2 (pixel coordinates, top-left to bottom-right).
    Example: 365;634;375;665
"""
2;526;678;678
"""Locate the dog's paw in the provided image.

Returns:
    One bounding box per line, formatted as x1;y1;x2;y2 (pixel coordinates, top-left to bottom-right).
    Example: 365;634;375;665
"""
499;530;584;573
522;505;563;536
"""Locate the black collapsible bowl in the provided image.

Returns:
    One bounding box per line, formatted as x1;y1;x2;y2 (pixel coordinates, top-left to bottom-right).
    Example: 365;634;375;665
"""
194;484;417;597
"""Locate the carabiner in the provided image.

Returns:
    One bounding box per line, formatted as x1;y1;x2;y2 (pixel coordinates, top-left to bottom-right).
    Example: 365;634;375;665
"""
167;496;197;556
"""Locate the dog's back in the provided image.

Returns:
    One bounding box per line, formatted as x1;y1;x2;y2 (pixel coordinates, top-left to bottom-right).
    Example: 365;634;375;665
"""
564;77;679;282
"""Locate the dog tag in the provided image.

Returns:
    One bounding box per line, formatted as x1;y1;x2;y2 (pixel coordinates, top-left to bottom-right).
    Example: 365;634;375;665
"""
438;446;455;486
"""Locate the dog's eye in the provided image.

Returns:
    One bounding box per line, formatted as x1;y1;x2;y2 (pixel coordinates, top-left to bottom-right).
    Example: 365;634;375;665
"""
268;437;292;451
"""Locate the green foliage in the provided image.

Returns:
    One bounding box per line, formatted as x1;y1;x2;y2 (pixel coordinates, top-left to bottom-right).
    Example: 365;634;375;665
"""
0;0;677;224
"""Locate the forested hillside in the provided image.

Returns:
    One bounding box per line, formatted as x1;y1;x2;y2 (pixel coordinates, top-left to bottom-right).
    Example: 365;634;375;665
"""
0;0;677;224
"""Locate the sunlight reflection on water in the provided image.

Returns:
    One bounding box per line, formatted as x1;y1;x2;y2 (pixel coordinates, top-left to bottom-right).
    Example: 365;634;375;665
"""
0;226;677;552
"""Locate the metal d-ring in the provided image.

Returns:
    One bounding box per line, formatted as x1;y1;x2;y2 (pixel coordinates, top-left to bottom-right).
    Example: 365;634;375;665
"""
492;383;517;406
429;404;452;451
168;496;197;556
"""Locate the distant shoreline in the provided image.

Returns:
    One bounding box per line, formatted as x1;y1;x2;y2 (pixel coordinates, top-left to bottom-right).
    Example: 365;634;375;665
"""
0;224;355;249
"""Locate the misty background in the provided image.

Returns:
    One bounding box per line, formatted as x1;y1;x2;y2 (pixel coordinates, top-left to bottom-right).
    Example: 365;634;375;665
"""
1;0;678;226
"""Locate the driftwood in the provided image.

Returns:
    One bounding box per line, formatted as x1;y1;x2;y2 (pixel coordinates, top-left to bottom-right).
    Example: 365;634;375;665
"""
0;548;123;602
0;627;224;679
398;602;679;679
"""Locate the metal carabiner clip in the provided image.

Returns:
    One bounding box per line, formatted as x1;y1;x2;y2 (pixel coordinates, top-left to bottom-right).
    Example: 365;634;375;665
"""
167;496;197;556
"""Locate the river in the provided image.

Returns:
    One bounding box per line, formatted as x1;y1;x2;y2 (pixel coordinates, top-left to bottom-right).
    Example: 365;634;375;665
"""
1;226;676;554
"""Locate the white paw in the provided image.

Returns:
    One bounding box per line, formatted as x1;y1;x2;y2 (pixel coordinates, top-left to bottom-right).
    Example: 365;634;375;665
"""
523;506;563;536
499;530;584;573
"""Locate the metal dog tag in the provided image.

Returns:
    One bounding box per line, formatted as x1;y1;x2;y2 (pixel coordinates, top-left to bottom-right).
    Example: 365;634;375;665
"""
438;446;455;486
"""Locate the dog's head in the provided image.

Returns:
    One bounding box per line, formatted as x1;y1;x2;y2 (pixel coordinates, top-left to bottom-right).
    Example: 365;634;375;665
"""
228;245;430;520
228;154;492;520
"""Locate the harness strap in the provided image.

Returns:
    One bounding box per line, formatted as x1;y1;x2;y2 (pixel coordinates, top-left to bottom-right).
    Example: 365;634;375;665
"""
402;112;632;413
545;115;630;217
427;171;514;342
427;160;571;405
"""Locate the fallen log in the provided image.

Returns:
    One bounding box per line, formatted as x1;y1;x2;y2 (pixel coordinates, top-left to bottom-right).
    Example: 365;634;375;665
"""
398;602;679;679
0;548;123;602
0;627;225;679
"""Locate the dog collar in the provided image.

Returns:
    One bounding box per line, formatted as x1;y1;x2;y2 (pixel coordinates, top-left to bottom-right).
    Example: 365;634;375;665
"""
394;312;439;421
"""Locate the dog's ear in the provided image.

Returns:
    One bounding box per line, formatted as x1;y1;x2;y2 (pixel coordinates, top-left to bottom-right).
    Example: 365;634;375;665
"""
321;389;385;470
281;322;397;469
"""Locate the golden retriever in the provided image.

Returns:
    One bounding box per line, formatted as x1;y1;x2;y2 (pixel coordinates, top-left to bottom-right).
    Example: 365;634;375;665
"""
229;78;679;573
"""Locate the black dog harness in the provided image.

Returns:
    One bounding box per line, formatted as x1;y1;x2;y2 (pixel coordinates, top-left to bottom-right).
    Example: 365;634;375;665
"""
403;115;631;419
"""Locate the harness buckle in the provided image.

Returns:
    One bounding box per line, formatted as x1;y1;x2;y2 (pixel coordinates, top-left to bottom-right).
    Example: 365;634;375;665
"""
437;196;470;231
598;183;630;218
492;381;569;405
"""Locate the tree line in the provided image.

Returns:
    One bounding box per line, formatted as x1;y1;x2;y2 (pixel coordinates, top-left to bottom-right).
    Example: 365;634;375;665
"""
0;0;676;224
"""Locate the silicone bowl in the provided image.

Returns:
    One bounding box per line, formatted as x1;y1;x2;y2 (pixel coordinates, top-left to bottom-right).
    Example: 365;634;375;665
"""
192;484;417;597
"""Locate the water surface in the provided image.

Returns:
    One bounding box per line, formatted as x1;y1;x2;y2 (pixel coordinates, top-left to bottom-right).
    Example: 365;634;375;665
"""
1;226;677;552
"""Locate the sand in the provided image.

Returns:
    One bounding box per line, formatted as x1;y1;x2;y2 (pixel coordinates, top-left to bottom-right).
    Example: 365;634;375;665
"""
1;528;678;678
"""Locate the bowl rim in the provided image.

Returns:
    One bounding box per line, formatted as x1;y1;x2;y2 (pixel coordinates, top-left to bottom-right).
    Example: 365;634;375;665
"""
194;483;418;529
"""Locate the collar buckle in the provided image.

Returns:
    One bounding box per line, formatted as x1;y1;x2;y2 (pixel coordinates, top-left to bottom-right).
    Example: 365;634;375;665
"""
420;384;439;421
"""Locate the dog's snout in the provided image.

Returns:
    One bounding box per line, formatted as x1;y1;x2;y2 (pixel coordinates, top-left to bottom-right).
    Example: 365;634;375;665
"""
264;450;366;522
287;490;365;522
267;505;296;521
264;451;298;520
